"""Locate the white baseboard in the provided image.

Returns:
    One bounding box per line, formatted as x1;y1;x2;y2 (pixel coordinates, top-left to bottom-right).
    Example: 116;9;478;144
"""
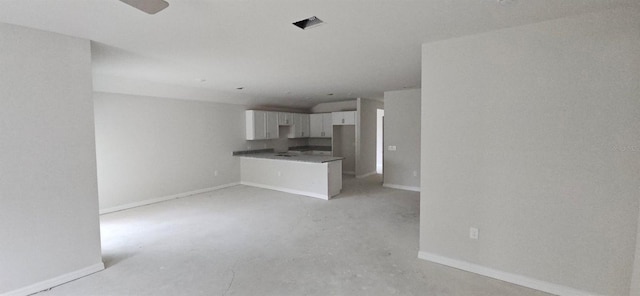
383;183;420;192
99;182;240;214
417;251;597;296
356;171;377;179
240;181;329;200
2;262;104;296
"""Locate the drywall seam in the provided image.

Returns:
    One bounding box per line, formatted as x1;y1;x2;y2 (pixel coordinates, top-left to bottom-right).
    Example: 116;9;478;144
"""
418;252;600;296
1;263;104;296
240;182;329;200
383;183;420;192
99;183;240;214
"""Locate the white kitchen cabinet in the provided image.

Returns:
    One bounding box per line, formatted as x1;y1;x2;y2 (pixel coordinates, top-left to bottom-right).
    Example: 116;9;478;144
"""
246;110;265;140
265;111;278;139
321;113;333;137
300;114;310;137
288;113;310;138
246;110;279;140
278;112;293;126
332;111;356;125
309;114;323;137
310;113;333;138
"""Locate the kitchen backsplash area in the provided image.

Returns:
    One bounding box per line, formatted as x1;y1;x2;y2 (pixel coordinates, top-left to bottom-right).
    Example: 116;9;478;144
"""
242;137;308;153
308;138;331;147
240;126;333;154
237;138;332;155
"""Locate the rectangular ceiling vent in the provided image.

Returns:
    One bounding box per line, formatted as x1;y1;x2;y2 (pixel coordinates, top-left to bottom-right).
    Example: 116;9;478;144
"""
293;16;324;30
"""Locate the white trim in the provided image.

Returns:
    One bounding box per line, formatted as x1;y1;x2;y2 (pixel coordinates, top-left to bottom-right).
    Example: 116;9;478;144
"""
240;181;329;200
356;171;377;179
383;183;420;192
99;183;240;214
417;251;599;296
2;262;104;296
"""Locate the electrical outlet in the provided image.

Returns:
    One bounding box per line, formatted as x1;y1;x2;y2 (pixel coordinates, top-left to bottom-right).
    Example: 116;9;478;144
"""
214;170;218;177
413;170;417;177
277;171;282;177
388;145;397;151
469;227;479;240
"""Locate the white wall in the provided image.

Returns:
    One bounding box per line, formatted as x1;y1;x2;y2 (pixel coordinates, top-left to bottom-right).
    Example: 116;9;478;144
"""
94;92;248;212
0;24;103;295
240;157;340;200
383;89;420;190
356;98;384;177
333;125;356;174
420;6;640;296
310;100;356;113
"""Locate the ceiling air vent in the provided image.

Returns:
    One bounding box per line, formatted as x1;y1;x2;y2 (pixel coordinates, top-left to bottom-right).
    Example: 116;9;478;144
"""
293;16;324;30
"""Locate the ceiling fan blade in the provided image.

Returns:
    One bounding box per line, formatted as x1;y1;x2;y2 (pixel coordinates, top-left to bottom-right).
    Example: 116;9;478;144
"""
119;0;169;14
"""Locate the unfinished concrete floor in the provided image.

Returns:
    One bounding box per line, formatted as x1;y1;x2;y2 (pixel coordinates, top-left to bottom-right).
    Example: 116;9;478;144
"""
37;175;551;296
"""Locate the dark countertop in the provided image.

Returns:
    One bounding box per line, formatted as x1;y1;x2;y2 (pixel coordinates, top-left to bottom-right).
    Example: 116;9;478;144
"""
237;152;343;163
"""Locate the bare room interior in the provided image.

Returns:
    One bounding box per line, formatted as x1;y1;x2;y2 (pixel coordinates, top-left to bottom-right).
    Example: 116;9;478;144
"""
1;1;639;296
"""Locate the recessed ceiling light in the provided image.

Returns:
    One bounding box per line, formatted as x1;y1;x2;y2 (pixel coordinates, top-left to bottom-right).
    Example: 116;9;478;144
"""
236;87;244;90
293;16;324;30
327;93;334;96
198;79;206;82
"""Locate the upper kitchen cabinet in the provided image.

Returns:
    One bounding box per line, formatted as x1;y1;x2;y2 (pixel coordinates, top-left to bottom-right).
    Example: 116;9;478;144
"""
288;113;310;138
309;114;322;137
266;111;278;139
332;111;356;125
246;110;279;140
278;112;293;126
321;113;333;137
310;113;333;138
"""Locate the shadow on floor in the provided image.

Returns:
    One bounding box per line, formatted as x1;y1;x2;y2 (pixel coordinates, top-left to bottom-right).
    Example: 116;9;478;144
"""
101;252;135;268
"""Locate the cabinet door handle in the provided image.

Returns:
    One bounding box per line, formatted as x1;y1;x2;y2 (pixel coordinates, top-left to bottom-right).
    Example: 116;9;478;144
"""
342;118;345;123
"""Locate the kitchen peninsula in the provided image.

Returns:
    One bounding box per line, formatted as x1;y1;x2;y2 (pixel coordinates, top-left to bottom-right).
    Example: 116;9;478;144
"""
234;150;343;200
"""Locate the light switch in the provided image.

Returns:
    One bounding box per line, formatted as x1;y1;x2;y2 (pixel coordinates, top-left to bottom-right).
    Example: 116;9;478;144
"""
388;145;397;151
